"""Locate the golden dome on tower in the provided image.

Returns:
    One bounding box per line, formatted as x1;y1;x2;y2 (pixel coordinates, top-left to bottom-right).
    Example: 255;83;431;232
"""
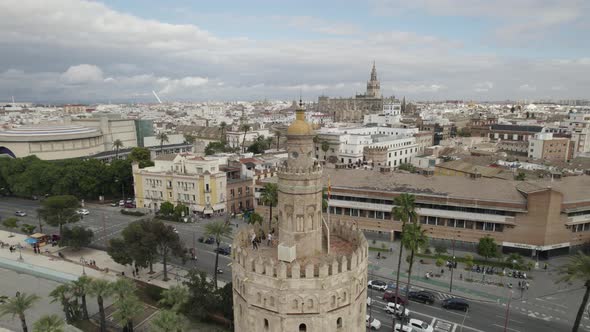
287;100;313;135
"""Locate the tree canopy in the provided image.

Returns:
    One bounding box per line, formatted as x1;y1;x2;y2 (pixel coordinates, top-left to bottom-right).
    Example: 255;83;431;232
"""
38;195;80;236
477;236;498;261
60;226;94;250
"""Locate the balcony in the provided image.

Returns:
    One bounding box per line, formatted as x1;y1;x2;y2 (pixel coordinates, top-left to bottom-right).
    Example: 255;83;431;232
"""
567;214;590;225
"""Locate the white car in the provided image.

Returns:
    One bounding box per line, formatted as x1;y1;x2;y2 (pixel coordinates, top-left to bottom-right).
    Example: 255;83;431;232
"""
367;297;372;307
394;323;415;332
366;315;381;330
406;318;434;332
384;302;410;318
368;280;388;291
76;208;89;215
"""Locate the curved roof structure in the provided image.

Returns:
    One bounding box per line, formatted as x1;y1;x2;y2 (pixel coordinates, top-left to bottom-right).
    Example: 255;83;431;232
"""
0;125;101;142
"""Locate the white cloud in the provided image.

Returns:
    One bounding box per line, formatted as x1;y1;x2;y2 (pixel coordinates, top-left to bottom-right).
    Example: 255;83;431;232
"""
519;84;536;91
159;76;209;95
474;81;494;92
277;16;360;36
60;64;103;85
392;84;446;93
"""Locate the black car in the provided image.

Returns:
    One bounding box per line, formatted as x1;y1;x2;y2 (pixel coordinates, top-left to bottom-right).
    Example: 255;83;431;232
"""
442;298;469;311
198;236;215;244
408;291;435;304
214;246;231;255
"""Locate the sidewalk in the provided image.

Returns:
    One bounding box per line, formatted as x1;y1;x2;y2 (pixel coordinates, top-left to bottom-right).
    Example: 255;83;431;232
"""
0;230;224;289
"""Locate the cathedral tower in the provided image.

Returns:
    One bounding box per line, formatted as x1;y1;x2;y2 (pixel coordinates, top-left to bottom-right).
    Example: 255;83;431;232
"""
231;102;369;332
366;61;381;98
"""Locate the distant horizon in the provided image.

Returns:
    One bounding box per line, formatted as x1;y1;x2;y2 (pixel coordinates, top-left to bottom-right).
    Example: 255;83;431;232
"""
1;0;589;102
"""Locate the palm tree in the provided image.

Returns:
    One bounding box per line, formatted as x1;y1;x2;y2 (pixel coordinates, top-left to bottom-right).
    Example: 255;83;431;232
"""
558;252;590;332
49;284;81;323
261;183;278;233
33;315;65;332
391;193;417;326
112;139;124;160
156;132;169;152
159;285;189;312
219;121;227;143
112;278;136;299
0;292;40;332
204;221;233;290
240;124;251;153
274;130;281;150
183;133;195;145
113;295;142;332
71;276;92;320
401;222;428;301
247;212;263;227
88;279;113;332
150;310;187;332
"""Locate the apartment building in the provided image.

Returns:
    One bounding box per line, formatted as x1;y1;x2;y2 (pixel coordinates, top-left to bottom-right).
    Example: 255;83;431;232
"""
528;132;573;162
133;153;227;215
318;168;590;258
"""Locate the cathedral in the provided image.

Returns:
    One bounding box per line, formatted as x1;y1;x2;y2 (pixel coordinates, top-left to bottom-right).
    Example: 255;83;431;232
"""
231;102;369;331
317;62;390;122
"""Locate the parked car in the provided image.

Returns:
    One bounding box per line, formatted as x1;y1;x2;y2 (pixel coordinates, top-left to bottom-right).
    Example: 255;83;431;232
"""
119;200;125;206
393;323;415;332
198;236;216;244
406;318;434;332
384;302;410;318
387;282;408;293
408;291;435;304
366;315;381;330
383;291;408;305
442;298;469;312
110;202;119;207
368;280;388;291
124;202;136;208
214;246;231;256
15;211;27;217
76;209;90;215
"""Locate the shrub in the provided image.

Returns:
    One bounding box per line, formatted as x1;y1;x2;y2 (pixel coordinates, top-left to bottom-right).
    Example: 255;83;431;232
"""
121;209;145;216
435;258;444;267
381;243;387;250
424;248;432;255
435;245;447;256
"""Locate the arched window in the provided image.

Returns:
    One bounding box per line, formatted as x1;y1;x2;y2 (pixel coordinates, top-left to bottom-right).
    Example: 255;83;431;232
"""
337;317;343;328
264;318;269;330
299;323;307;332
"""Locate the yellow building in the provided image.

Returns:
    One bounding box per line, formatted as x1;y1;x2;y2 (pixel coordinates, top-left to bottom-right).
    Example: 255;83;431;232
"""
132;153;227;215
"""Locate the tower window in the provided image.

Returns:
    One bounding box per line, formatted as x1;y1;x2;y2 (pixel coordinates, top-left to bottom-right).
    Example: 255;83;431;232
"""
264;319;269;330
337;317;343;328
299;323;307;332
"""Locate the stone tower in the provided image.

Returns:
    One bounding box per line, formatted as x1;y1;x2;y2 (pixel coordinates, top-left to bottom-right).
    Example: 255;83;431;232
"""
232;102;369;332
366;61;381;98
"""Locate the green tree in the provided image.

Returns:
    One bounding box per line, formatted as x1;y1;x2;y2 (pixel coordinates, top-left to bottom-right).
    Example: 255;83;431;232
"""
3;217;18;237
38;195;80;237
20;224;36;235
219;122;227;142
174;203;188;221
129;147;154;168
49;284;81;324
477;236;498;261
274;130;281;150
183;270;215;320
147;220;185;281
112;139;124;160
436;257;445;267
435;244;448;256
204;141;228;156
108;220;158;274
159;201;175;216
215;282;234;322
398;163;417;173
246;212;263;227
33;314;65;332
515;172;526;181
60;226;93;250
0;292;40;332
159;285;189;312
156;132;169;152
88;279;113;332
182;133;195;145
240;123;251;153
204;221;233;289
321;140;330;154
558;252;590;332
150;310;187;332
71;276;92;320
401;223;428;299
391;193;417;309
261;183;278;232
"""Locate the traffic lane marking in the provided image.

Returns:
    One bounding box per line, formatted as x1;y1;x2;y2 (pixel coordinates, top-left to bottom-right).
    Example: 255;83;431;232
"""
495;314;524;324
492;323;521;332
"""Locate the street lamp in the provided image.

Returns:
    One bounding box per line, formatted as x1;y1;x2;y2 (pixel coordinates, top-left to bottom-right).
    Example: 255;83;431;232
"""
81;256;86;276
18;246;23;261
449;236;456;293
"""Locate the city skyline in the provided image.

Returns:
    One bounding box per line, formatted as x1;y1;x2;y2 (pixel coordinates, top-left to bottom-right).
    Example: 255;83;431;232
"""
1;0;589;102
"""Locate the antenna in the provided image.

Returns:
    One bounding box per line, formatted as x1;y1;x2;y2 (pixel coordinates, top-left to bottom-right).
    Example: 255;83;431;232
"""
11;96;15;104
152;90;163;104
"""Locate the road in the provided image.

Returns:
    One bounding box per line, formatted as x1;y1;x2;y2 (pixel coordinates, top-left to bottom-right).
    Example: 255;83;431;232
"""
365;287;572;332
0;197;235;283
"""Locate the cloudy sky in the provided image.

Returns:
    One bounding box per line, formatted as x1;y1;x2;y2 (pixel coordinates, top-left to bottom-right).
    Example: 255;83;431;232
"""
1;0;589;103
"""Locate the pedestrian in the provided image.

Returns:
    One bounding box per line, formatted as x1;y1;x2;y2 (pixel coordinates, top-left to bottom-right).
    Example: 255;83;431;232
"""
136;266;139;274
377;252;381;259
525;282;529;290
267;233;272;246
132;270;136;277
518;281;521;288
459;273;463;280
251;233;257;249
544;263;548;270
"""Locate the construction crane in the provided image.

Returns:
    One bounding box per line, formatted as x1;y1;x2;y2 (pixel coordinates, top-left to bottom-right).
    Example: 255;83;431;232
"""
152;90;163;104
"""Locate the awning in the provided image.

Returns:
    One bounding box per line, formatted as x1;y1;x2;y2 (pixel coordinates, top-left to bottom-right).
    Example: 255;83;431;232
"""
203;208;214;215
25;238;38;244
